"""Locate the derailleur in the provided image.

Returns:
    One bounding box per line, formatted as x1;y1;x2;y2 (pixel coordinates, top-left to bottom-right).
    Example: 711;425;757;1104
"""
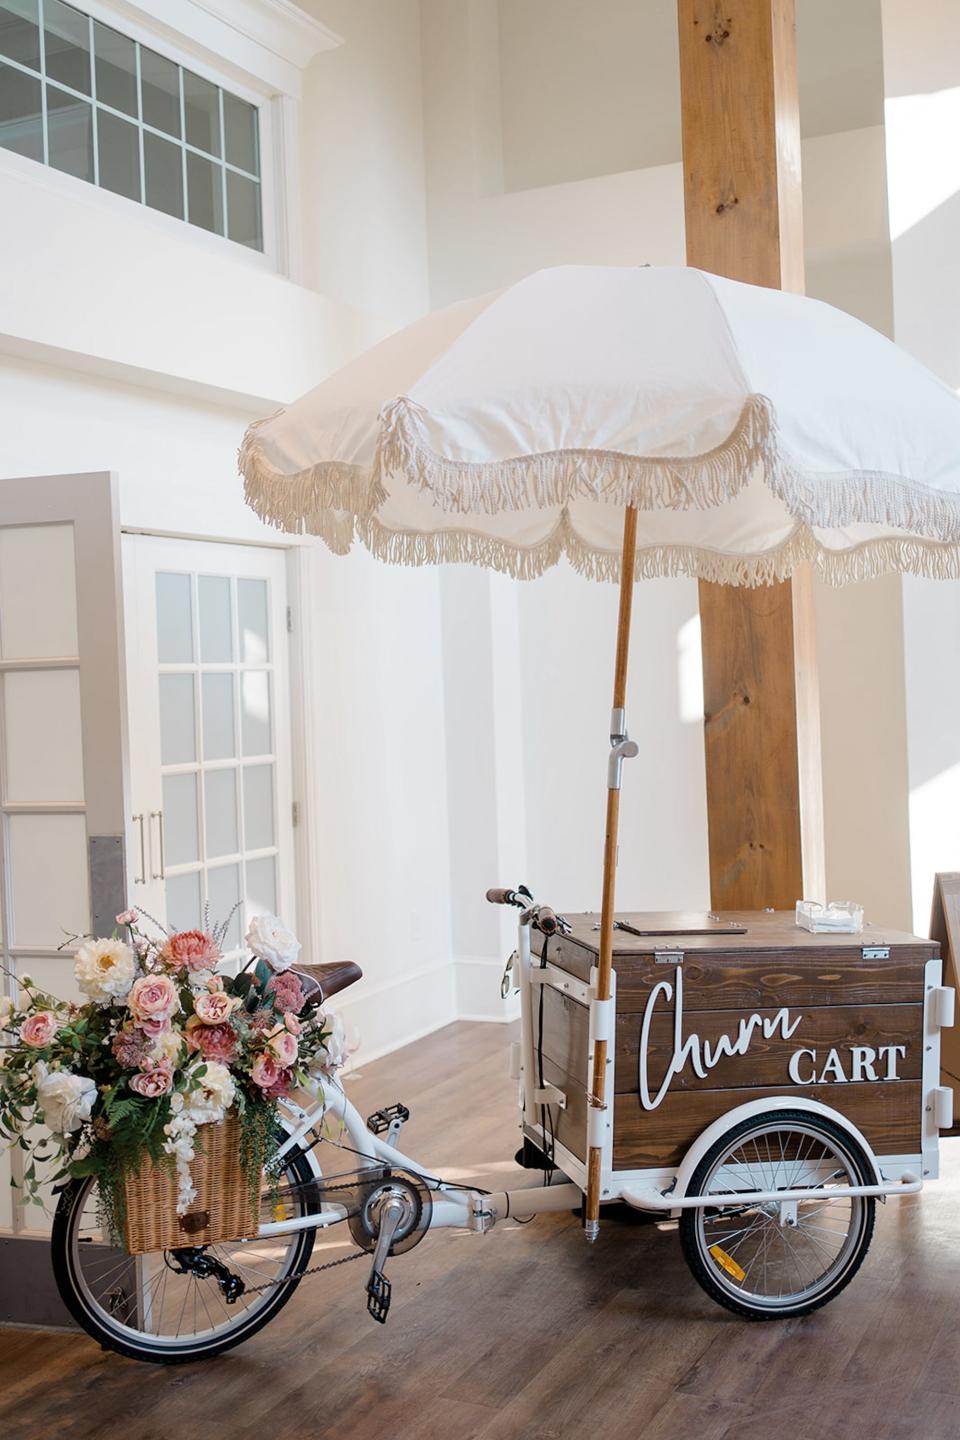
167;1246;246;1305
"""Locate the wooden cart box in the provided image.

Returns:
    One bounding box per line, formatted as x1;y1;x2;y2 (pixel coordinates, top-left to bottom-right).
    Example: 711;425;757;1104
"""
529;911;940;1174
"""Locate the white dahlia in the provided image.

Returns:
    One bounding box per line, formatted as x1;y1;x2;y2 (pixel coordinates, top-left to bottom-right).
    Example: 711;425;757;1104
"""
74;938;136;1003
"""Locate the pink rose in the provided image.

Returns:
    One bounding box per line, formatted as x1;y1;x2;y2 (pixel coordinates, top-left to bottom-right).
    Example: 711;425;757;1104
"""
268;1030;298;1067
159;930;221;975
185;1017;237;1063
193;991;234;1025
129;1062;173;1098
128;974;179;1025
251;1051;282;1089
285;1013;301;1036
139;1017;170;1038
115;909;138;926
19;1011;57;1048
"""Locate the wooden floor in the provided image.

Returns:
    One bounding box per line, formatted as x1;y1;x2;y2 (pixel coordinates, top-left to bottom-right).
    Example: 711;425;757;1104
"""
3;1019;960;1440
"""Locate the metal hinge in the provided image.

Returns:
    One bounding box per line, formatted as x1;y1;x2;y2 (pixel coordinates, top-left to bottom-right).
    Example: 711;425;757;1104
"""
286;605;293;634
655;948;685;965
862;945;890;960
292;801;300;828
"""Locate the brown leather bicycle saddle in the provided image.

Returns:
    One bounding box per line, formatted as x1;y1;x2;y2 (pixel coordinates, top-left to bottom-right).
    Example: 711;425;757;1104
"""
294;960;362;1005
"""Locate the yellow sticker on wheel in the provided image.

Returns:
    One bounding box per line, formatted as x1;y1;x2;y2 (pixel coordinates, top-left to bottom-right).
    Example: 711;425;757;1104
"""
709;1244;746;1282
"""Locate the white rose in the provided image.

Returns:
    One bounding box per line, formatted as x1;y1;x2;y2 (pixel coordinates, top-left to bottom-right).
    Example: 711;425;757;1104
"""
0;996;14;1027
318;1010;348;1073
184;1060;235;1124
74;938;136;1003
245;914;301;973
36;1070;97;1135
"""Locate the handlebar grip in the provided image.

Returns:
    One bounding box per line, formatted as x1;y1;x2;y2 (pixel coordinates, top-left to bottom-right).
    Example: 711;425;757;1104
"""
537;906;559;935
486;887;517;906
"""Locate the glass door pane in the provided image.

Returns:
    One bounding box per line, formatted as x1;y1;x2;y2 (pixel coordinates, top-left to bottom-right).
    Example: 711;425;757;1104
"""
128;538;294;957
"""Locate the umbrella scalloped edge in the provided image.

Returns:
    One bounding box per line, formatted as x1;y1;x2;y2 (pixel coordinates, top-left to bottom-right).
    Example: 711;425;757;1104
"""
375;394;774;516
238;396;960;587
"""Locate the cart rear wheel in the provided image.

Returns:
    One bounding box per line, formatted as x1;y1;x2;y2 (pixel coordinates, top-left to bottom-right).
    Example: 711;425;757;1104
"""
679;1109;875;1320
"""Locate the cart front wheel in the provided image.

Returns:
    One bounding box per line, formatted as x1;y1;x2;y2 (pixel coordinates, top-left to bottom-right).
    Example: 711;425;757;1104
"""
679;1109;875;1321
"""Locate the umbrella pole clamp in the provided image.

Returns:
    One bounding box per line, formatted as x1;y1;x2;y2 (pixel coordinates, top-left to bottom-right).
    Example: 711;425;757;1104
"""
608;708;639;791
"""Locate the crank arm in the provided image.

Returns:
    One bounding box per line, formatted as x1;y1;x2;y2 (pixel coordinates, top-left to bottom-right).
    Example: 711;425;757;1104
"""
366;1194;405;1324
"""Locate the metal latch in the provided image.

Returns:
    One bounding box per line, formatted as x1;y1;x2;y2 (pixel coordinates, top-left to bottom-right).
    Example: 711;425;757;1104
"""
655;948;684;965
862;945;891;960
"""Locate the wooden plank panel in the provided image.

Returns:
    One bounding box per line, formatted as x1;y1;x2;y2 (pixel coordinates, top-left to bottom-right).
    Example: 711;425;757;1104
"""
612;953;929;1013
613;1079;922;1170
538;985;922;1096
617;1002;922;1094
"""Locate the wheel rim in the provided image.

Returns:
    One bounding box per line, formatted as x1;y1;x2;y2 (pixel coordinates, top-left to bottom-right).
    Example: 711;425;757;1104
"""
694;1121;868;1311
66;1167;311;1353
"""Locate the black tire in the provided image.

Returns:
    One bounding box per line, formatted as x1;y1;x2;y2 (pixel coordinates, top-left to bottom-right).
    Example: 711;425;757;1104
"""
679;1109;876;1321
52;1140;319;1363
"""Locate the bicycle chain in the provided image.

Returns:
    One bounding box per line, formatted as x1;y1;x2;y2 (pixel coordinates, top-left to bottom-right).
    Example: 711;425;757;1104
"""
241;1243;367;1297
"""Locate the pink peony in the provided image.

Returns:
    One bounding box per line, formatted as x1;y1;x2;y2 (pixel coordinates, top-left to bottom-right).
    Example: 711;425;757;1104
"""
159;930;221;975
268;1030;298;1067
250;1051;282;1090
265;971;305;1015
260;1069;293;1102
112;1026;151;1069
129;1062;173;1098
193;991;235;1025
19;1011;57;1048
128;974;179;1025
185;1017;237;1063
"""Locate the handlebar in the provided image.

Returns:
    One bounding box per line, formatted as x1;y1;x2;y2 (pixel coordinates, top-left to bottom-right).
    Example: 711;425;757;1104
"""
485;887;528;908
486;886;567;935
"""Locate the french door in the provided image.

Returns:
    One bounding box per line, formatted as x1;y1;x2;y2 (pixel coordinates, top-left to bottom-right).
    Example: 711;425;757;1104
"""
123;536;296;953
0;473;128;1246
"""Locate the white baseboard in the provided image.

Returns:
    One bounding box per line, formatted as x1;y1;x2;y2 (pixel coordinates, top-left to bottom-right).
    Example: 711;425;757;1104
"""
326;953;518;1073
334;958;457;1070
455;955;520;1023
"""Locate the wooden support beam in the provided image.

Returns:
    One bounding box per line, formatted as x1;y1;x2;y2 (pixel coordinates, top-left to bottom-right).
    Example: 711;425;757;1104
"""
678;0;824;909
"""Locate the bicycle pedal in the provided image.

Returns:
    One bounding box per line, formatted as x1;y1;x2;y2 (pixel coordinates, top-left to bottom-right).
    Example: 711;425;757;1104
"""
366;1103;410;1138
366;1268;392;1324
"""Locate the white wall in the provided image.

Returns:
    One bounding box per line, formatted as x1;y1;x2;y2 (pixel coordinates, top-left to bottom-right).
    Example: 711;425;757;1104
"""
298;0;431;331
881;0;960;931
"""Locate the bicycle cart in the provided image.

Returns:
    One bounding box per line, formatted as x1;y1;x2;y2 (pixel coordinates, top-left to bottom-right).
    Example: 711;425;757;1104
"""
51;890;956;1361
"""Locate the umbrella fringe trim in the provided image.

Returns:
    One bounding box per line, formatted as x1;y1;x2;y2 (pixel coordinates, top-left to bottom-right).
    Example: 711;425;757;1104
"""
239;413;385;535
770;460;960;542
355;514;960;588
375;395;776;515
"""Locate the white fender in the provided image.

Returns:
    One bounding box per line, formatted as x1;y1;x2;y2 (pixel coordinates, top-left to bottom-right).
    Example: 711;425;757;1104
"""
672;1096;883;1198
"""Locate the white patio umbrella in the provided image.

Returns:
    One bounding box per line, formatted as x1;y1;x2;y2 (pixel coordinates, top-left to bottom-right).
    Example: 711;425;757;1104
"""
239;264;960;1237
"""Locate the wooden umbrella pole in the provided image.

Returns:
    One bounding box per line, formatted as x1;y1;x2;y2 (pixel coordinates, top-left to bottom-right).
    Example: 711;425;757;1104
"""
584;504;639;1239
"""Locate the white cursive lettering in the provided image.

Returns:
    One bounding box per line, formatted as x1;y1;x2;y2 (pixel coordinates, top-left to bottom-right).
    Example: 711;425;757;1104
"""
638;968;804;1110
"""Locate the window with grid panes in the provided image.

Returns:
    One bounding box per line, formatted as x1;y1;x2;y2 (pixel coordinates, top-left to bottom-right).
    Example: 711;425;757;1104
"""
0;0;263;250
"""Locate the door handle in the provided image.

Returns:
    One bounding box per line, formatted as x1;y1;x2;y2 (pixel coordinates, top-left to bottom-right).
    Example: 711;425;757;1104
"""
133;814;146;884
149;810;165;880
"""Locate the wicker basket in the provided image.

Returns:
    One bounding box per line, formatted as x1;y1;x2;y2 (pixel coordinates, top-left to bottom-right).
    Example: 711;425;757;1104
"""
123;1112;258;1255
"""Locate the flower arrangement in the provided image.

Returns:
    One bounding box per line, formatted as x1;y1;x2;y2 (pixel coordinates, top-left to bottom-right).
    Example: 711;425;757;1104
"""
0;911;341;1233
